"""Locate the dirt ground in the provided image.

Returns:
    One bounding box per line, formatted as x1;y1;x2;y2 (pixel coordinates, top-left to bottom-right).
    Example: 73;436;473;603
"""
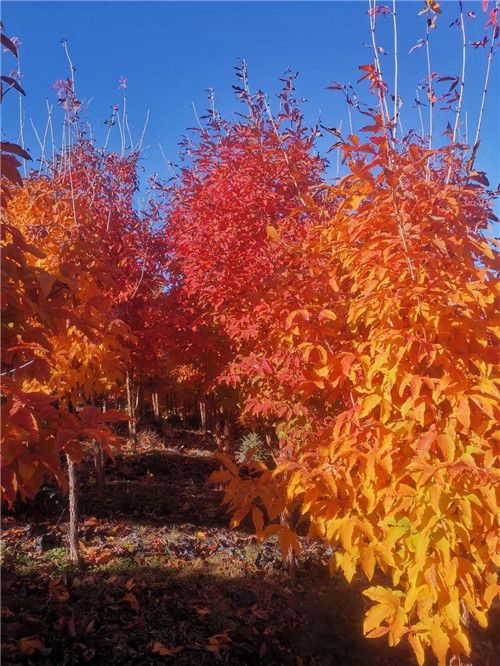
1;429;498;665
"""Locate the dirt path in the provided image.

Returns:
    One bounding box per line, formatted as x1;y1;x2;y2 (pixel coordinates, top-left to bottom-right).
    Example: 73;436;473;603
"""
2;430;498;664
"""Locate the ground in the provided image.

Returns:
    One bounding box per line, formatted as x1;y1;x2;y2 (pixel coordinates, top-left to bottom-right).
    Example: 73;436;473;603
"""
1;429;498;665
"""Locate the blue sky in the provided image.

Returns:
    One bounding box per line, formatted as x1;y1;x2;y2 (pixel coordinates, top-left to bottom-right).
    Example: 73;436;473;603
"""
2;1;499;186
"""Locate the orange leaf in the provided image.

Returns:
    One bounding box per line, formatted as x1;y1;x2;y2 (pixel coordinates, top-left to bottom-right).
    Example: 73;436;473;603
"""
151;641;184;656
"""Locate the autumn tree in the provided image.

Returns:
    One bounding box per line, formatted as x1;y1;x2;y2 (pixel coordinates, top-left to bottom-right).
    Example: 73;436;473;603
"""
164;67;327;442
1;28;122;517
211;44;498;666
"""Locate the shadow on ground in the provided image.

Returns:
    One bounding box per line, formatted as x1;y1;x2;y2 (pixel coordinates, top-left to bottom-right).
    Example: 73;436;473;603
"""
2;430;499;665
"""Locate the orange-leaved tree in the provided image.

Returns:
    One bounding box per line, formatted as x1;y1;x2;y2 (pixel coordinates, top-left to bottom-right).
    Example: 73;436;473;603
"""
213;121;499;665
1;32;125;507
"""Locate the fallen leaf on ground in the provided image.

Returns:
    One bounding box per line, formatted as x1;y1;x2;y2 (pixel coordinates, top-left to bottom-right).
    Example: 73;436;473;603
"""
194;606;211;616
19;637;44;655
48;579;70;602
83;517;99;526
206;631;231;653
121;592;140;612
151;641;184;656
82;546;114;565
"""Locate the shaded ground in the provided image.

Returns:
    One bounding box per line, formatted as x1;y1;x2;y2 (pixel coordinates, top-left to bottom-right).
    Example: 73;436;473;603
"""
1;429;498;665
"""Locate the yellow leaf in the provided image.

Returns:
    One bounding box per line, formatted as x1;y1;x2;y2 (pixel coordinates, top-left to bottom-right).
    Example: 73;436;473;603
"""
456;396;470;430
360;546;375;580
363;602;392;634
479;241;494;260
266;225;280;241
436;434;455;462
442;598;460;630
388;608;408;646
359;394;382;419
429;622;449;666
319;309;337;322
363;586;400;608
350;194;364;210
341;550;357;582
453;627;471;656
408;632;425;665
339;518;355;551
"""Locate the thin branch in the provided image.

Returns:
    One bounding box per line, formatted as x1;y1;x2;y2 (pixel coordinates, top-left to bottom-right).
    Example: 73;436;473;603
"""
116;111;125;157
445;1;467;184
368;0;391;130
191;102;203;130
46;100;55;172
39;111;51;175
125;110;134;151
103;107;117;151
67;148;79;226
263;96;308;207
1;359;34;377
425;20;433;150
86;121;94;144
106;205;112;232
451;1;466;143
392;0;399;141
208;87;217;121
470;0;498;169
128;248;149;301
346;95;354;135
30;118;43;153
121;93;127;156
336;119;343;179
16;49;26;177
416;88;425;137
159;143;180;181
30;118;44;175
137;109;150;151
60;118;67;173
392;191;415;281
62;40;75;87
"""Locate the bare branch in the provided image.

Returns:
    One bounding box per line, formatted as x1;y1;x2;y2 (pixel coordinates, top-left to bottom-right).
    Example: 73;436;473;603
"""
137;109;150;151
392;0;399;140
470;0;498;170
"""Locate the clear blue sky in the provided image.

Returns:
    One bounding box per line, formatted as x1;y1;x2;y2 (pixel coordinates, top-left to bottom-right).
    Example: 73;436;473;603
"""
2;1;499;186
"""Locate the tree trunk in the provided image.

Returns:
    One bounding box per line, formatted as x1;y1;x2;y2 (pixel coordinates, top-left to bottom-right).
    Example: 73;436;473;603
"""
93;398;107;490
66;454;80;565
280;507;296;583
94;442;105;491
199;399;207;435
152;391;160;419
126;370;137;448
223;413;232;452
214;415;223;450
